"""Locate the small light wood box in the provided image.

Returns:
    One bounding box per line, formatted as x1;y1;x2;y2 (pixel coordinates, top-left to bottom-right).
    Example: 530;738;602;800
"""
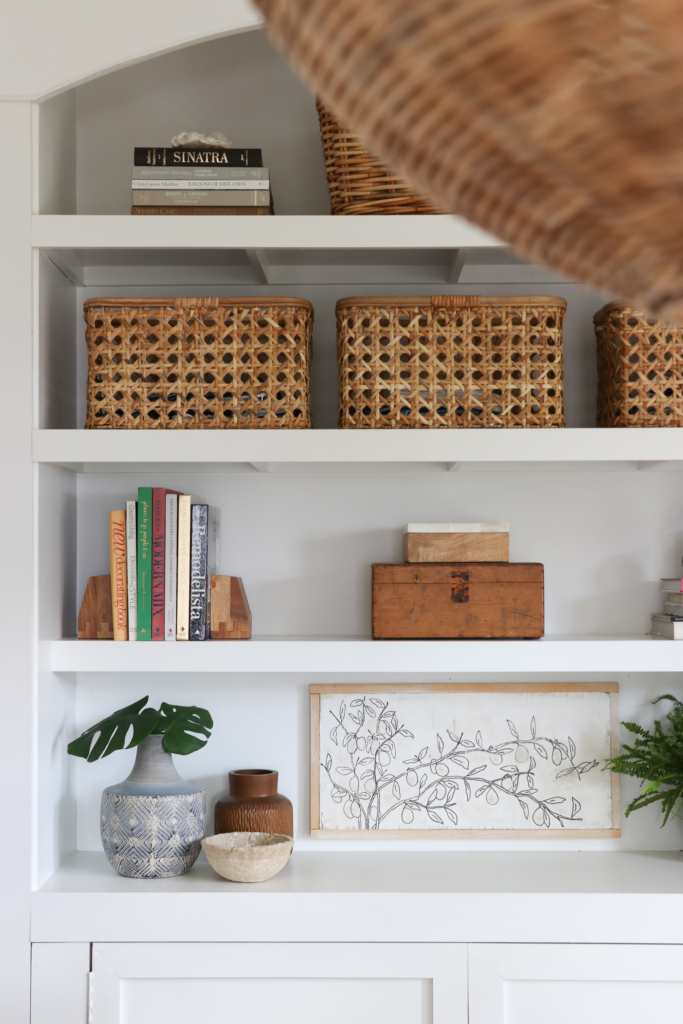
404;531;509;563
372;563;544;639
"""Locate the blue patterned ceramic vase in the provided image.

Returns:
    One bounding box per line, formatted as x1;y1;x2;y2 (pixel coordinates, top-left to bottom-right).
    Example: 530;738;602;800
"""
100;734;205;878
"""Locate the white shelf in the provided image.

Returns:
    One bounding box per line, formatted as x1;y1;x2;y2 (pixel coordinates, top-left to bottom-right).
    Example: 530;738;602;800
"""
32;850;683;943
50;635;680;673
32;428;683;471
33;214;500;251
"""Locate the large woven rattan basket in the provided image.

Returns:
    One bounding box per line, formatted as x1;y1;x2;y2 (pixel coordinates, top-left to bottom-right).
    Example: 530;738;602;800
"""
84;297;313;429
336;295;566;428
316;101;442;215
595;301;683;427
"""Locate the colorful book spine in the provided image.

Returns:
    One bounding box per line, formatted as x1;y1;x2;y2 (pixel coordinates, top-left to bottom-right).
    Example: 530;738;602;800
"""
165;493;178;642
176;495;192;641
131;165;269;180
125;500;137;641
132;189;270;207
151;488;168;641
133;147;262;167
131;206;271;216
109;511;128;641
132;178;270;190
190;505;209;641
137;487;153;641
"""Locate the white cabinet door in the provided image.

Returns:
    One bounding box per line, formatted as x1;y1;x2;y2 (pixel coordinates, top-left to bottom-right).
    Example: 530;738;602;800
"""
31;943;90;1024
469;944;683;1024
92;942;466;1024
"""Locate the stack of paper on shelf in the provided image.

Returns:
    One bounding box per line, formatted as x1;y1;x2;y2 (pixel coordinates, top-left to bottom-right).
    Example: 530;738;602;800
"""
652;578;683;639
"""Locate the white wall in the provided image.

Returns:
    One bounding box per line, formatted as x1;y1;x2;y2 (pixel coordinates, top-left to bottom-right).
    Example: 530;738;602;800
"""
0;0;261;100
74;670;683;853
71;465;683;853
76;468;683;639
74;30;329;216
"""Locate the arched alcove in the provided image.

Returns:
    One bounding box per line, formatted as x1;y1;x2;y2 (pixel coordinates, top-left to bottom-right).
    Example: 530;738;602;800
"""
39;27;329;215
0;0;260;99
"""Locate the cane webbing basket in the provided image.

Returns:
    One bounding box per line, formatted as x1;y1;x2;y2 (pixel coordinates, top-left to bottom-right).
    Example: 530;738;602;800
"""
316;101;442;215
84;297;313;429
337;295;566;428
595;302;683;427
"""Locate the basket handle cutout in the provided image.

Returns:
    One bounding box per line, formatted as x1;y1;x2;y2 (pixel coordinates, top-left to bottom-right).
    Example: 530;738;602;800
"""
174;297;221;309
431;295;482;309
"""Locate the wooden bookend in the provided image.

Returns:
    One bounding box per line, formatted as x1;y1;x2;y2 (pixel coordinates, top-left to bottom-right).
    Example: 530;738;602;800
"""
78;575;114;640
210;575;252;640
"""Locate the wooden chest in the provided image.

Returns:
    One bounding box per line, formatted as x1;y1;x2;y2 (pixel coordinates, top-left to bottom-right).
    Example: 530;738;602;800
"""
372;563;544;639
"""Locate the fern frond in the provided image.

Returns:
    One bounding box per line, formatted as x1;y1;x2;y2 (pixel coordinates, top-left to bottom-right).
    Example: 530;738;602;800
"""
606;694;683;828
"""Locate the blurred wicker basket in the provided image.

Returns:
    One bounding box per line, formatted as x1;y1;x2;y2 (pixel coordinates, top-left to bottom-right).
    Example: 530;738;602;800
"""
336;295;566;428
316;101;442;215
595;301;683;427
84;297;313;429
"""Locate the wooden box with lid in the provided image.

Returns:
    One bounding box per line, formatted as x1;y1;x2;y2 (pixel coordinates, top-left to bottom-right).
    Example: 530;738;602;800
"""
372;563;544;639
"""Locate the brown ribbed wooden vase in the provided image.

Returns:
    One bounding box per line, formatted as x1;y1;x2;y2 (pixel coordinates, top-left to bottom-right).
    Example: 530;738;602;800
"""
214;770;293;838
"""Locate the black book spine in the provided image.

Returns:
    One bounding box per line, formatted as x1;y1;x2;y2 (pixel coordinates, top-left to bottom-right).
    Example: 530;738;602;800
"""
189;504;208;641
134;148;262;167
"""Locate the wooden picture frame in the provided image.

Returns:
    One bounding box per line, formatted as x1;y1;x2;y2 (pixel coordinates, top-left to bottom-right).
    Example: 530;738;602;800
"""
310;683;620;839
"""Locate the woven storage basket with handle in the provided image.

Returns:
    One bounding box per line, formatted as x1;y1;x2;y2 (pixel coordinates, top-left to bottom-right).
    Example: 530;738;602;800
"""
317;101;442;215
336;295;566;428
595;301;683;427
84;297;313;429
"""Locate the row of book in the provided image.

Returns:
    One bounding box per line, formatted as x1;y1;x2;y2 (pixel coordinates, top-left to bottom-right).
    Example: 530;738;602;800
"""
131;146;272;216
652;578;683;639
109;488;218;641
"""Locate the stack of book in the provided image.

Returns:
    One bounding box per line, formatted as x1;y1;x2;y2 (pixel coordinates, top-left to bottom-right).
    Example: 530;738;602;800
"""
131;146;272;216
109;488;219;641
652;578;683;639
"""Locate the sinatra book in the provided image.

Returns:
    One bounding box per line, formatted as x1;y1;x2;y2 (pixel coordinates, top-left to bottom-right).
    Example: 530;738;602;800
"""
134;147;262;167
189;504;220;641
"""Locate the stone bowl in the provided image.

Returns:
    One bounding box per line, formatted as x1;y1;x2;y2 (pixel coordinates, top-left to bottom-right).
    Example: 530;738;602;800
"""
202;831;293;883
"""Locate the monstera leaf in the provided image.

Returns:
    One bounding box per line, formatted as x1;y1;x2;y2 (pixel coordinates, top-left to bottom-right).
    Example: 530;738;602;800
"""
157;703;214;755
67;696;160;761
67;697;213;761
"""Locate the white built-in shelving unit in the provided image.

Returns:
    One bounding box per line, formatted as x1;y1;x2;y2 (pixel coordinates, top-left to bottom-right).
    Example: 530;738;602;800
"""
3;7;683;1022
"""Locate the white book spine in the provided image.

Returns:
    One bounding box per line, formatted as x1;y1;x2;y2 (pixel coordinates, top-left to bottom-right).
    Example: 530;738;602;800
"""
132;178;269;190
176;495;192;641
125;500;137;640
165;494;178;641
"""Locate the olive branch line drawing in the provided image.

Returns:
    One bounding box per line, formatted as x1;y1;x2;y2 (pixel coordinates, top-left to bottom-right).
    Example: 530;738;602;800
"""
321;698;599;829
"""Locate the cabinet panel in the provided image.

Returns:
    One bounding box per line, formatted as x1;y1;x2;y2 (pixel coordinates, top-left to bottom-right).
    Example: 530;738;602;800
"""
31;943;90;1024
123;978;428;1024
506;979;679;1024
92;942;466;1024
469;944;683;1024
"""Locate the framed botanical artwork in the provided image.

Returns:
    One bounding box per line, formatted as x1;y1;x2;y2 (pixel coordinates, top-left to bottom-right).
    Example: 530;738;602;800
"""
310;683;620;838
